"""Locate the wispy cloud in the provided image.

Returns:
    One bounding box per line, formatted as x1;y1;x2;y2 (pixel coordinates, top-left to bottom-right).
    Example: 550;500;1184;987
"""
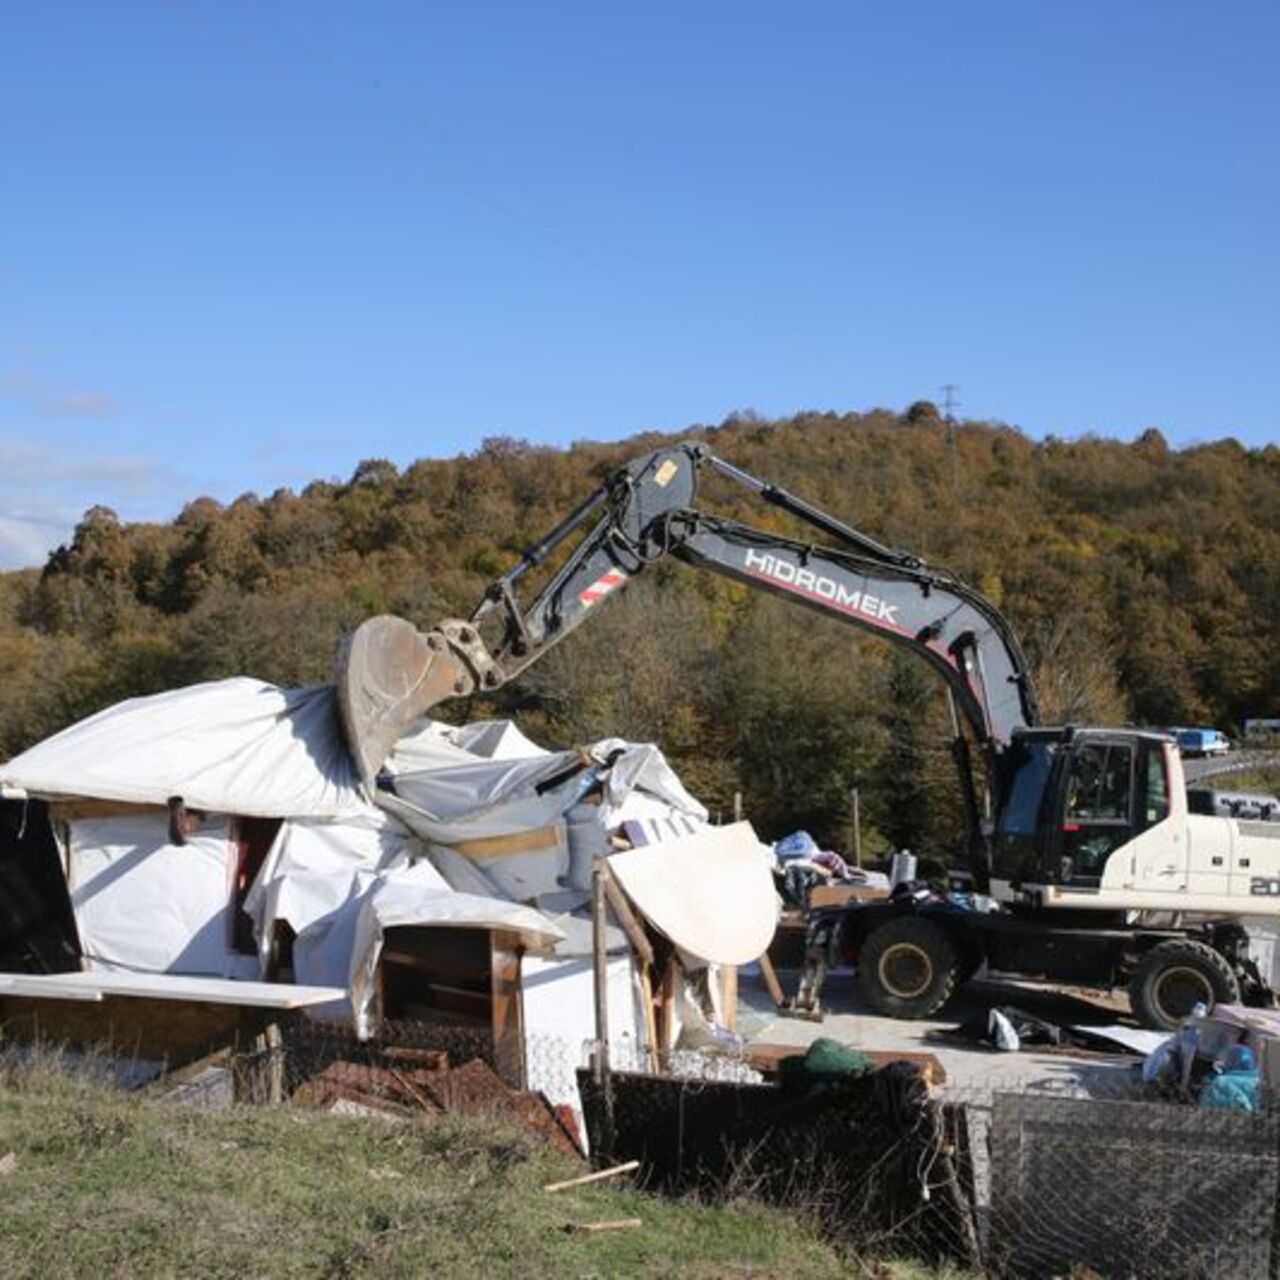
42;390;116;418
0;435;173;569
0;511;75;570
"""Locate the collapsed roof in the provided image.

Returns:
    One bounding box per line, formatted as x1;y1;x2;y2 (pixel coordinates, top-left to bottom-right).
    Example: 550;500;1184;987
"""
0;678;776;1040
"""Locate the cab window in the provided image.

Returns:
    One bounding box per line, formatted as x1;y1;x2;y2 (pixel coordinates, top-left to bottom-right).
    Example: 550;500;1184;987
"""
1065;742;1133;823
1144;745;1170;826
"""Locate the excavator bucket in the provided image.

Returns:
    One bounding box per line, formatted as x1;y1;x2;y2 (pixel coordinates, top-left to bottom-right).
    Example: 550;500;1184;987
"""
336;615;473;782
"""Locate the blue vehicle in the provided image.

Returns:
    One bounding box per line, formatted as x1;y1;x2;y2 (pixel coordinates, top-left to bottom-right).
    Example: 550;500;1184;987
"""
1176;727;1231;758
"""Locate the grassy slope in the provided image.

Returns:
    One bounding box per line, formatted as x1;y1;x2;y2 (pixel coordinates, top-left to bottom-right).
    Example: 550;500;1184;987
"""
0;1068;956;1280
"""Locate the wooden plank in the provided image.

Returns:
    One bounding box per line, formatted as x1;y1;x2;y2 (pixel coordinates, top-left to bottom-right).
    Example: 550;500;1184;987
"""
380;948;490;981
757;953;787;1007
719;964;737;1032
743;1040;947;1085
0;993;260;1063
807;884;890;909
49;799;168;824
544;1160;640;1193
0;970;345;1009
638;966;660;1074
657;958;678;1055
451;823;565;862
565;1219;641;1234
490;930;525;1089
601;868;655;967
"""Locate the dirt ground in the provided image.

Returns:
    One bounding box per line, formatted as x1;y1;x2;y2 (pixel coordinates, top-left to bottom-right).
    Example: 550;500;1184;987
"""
736;965;1156;1097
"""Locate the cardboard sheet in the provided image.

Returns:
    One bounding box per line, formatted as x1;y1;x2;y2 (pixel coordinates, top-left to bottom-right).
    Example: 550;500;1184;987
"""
607;821;777;966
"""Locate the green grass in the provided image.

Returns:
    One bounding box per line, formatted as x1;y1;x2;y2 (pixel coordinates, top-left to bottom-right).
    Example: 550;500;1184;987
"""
0;1055;965;1280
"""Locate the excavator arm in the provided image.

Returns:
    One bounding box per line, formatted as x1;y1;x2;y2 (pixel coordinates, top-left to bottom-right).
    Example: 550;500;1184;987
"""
337;442;1040;805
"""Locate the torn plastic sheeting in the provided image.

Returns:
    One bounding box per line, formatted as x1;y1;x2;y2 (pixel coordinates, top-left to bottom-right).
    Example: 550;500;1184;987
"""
381;755;586;840
244;808;423;959
607;821;778;967
68;813;258;979
349;862;566;1038
386;717;549;774
244;810;444;1020
382;740;706;844
593;740;707;823
0;679;368;818
421;841;505;899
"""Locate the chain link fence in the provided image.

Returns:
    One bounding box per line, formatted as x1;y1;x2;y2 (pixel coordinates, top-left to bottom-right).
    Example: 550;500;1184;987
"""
221;1015;1280;1277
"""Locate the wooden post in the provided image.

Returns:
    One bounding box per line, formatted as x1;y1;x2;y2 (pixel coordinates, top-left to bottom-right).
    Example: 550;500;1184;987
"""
850;786;862;868
601;869;654;968
757;952;787;1008
590;860;614;1158
719;964;738;1032
265;1020;283;1105
601;864;660;1072
732;791;743;823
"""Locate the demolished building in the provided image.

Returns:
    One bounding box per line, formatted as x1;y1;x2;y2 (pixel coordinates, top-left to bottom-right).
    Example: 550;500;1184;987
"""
0;676;777;1122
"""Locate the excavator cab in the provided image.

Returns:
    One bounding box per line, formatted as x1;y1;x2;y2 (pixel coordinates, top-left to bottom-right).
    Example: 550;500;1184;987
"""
991;727;1173;897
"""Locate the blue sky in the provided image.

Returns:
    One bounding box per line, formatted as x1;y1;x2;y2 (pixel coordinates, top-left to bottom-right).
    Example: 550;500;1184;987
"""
2;1;1277;567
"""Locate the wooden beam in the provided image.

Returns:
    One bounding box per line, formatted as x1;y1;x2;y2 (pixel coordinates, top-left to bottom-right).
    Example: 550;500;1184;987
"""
600;867;654;967
719;965;738;1032
757;953;787;1008
544;1160;639;1193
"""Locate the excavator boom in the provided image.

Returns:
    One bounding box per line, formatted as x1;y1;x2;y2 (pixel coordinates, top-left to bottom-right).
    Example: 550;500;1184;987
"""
335;442;1039;797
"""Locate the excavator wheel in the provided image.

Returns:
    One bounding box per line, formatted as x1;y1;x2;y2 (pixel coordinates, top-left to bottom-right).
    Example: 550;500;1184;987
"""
1128;939;1241;1031
857;916;961;1019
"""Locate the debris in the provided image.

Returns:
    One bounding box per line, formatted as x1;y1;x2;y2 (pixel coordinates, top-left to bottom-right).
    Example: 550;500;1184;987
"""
1198;1044;1262;1112
778;1037;876;1095
989;1008;1020;1052
543;1159;640;1193
160;1064;236;1109
564;1218;642;1234
0;1151;16;1177
290;1054;584;1158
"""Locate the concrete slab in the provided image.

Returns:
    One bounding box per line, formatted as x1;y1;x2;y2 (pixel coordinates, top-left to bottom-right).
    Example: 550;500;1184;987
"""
738;966;1149;1100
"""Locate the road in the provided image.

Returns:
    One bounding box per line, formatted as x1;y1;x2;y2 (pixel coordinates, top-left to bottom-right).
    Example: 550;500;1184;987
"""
1183;749;1280;783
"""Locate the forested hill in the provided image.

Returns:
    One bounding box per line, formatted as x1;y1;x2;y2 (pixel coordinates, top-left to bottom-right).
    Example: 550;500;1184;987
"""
3;407;1278;859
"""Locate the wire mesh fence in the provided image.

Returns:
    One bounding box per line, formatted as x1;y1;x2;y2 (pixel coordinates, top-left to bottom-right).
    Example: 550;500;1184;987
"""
221;1015;1280;1278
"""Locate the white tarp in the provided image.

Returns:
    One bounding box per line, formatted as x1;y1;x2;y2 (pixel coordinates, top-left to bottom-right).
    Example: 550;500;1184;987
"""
383;739;707;844
9;681;725;1049
0;678;367;818
244;809;428;1015
68;813;258;979
608;821;778;966
386;717;548;774
349;862;565;1036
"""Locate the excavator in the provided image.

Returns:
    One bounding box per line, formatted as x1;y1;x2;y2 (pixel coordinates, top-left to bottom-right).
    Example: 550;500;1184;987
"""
335;441;1280;1030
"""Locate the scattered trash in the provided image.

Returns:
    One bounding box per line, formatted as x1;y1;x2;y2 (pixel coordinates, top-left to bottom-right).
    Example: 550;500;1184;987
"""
773;831;819;862
988;1008;1021;1052
1199;1044;1261;1112
778;1036;875;1094
290;1052;584;1157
